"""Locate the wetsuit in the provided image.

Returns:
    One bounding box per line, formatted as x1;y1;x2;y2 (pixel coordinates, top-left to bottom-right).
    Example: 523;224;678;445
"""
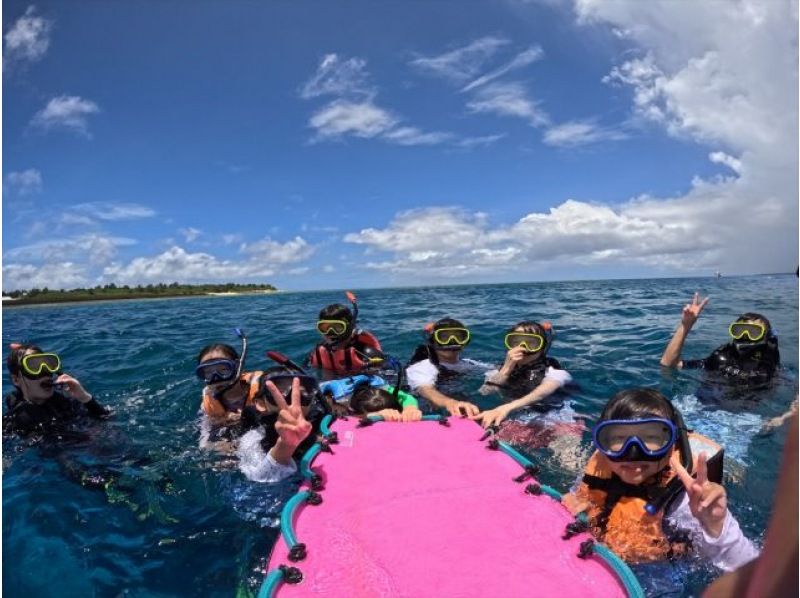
487;357;571;412
237;402;327;483
4;390;109;437
683;341;780;386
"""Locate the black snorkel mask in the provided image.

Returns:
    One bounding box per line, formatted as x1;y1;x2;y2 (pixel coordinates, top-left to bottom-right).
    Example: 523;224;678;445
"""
212;328;247;400
264;350;323;410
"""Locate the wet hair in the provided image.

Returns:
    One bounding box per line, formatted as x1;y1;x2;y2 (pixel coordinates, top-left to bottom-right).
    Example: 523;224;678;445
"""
407;317;467;367
197;343;238;364
593;388;681;539
735;312;772;334
349;384;400;415
7;343;42;379
508;320;547;336
319;303;353;322
432;317;465;331
263;365;293;377
600;388;675;422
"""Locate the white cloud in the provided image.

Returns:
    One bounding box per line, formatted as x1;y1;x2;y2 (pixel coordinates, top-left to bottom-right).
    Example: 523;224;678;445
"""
410;36;510;83
240;236;315;264
30;95;100;136
466;81;549;126
301;54;374;99
382;126;453;146
543;120;628;147
103;246;277;284
455;134;507;149
59;213;95;226
575;0;797;273
309;100;397;140
3;262;89;292
412;38;549;130
303;53;501;149
179;227;202;243
343;187;787;278
222;233;243;245
708;151;742;174
5;168;42;195
4;6;51;67
4;234;137;267
70;202;156;221
287;267;310;275
461;46;544;92
322;265;336;273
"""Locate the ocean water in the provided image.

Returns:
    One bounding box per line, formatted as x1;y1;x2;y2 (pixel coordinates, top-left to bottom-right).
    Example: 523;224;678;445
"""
2;274;797;597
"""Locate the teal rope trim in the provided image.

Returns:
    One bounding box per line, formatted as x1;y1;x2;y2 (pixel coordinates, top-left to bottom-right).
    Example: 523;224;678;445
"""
280;490;310;549
497;440;561;500
364;414;444;424
497;440;533;467
257;568;285;598
300;444;322;480
592;543;645;598
494;439;643;596
422;414;444;422
319;414;333;437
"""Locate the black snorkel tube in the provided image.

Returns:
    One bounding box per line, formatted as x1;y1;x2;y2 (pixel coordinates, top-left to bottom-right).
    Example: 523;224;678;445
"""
212;328;247;400
386;355;404;401
345;291;359;327
265;350;310;375
644;405;693;515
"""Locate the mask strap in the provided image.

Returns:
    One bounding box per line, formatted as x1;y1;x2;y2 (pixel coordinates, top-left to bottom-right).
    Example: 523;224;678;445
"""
212;329;247;401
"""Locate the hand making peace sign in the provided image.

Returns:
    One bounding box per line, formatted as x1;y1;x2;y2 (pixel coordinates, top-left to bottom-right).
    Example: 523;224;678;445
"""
681;292;710;328
671;451;727;538
265;377;313;450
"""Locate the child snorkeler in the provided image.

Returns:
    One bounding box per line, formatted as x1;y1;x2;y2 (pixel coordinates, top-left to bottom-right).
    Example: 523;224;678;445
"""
195;331;264;449
474;320;572;428
4;342;109;437
320;370;423;422
660;293;780;386
237;364;327;483
562;388;758;571
405;318;484;417
307;292;383;377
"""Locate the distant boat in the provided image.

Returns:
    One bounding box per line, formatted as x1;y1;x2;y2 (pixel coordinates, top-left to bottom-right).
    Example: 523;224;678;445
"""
715;271;722;278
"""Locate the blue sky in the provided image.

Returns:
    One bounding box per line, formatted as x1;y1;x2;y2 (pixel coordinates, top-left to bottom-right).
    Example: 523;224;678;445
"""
3;1;797;291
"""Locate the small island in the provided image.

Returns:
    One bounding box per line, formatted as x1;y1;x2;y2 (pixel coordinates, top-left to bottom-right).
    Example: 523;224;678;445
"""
2;282;278;307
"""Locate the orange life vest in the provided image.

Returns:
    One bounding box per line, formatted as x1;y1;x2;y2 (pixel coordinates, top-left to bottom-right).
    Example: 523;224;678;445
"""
200;371;262;418
309;330;382;375
574;433;722;564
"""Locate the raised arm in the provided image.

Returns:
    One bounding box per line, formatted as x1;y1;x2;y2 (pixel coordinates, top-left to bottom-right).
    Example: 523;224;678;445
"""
660;293;709;368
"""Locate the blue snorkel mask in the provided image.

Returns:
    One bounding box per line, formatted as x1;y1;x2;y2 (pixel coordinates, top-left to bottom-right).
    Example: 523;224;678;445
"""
593;416;678;462
198;328;247;400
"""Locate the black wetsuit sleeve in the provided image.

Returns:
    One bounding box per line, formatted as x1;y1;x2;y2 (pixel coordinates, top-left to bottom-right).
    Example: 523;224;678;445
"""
681;358;707;370
84;398;110;419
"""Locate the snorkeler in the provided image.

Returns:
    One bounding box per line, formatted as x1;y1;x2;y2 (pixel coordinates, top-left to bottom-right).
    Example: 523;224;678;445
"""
405;318;482;417
474;320;572;428
195;330;264;448
307;291;383;377
660;293;780;385
319;362;423;422
4;342;109;437
562;388;758;571
237;357;328;483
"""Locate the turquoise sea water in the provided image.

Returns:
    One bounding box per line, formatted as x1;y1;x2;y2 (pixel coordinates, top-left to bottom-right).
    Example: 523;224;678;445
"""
3;275;797;596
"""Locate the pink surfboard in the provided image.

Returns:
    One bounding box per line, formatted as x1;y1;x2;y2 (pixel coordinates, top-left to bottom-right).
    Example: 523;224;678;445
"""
262;415;640;597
